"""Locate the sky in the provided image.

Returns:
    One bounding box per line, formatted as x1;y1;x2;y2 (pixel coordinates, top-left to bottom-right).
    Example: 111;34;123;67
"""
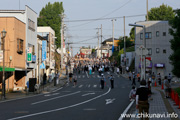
0;0;179;55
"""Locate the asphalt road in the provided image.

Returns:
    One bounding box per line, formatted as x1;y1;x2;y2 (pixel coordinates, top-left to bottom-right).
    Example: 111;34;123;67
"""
0;71;133;120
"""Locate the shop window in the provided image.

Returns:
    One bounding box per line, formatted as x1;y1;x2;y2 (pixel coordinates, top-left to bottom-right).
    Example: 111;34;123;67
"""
17;39;23;54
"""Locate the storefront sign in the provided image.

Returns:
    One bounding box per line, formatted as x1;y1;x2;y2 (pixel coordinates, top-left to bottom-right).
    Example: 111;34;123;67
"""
42;40;47;61
154;63;165;68
27;47;32;63
32;55;36;63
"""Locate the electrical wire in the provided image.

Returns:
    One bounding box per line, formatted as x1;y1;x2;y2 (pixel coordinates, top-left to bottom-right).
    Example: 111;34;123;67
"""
68;0;134;28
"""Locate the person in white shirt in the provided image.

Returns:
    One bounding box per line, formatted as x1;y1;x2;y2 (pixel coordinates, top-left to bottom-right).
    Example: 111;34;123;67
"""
117;67;120;74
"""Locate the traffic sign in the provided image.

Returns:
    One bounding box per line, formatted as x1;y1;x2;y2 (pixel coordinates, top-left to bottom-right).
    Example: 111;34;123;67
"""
135;46;148;56
40;63;45;69
27;53;32;62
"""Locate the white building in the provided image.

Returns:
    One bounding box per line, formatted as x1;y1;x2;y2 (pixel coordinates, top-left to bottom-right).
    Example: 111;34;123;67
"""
37;27;56;83
135;21;173;77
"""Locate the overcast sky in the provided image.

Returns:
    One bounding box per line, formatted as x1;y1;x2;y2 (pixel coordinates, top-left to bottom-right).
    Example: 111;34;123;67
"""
0;0;179;55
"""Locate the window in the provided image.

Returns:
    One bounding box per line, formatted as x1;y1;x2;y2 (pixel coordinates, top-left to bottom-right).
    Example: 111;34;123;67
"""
140;33;143;40
145;32;152;39
156;31;159;37
28;19;35;31
163;32;166;36
17;39;23;54
156;48;160;53
147;48;152;55
163;49;166;53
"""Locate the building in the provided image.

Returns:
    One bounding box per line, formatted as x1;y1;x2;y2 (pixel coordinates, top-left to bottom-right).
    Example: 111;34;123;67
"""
135;21;173;77
80;47;92;59
0;6;37;91
96;37;119;58
37;27;56;83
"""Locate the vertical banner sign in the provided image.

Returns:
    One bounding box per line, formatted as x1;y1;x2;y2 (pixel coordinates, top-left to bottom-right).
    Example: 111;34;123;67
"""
42;40;47;61
27;47;32;62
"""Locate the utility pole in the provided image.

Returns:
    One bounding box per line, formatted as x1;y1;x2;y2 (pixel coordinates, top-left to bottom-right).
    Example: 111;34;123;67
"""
101;24;102;59
96;28;101;58
112;19;115;46
147;0;148;21
60;14;65;70
124;16;126;68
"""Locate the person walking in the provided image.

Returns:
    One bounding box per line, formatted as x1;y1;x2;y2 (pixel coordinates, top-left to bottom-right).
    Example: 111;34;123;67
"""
132;72;136;86
109;74;114;89
164;76;171;98
151;72;156;85
129;86;136;101
73;74;78;86
100;74;106;89
136;80;151;120
168;73;172;83
129;71;132;81
137;72;140;82
117;67;120;75
157;73;161;85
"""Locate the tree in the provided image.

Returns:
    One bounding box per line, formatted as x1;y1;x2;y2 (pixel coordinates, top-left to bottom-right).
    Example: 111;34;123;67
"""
148;4;175;21
38;2;64;48
118;36;134;50
129;4;175;46
169;10;180;77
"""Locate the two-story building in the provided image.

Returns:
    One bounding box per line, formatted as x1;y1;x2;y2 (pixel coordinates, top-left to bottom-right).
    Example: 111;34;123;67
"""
0;6;37;91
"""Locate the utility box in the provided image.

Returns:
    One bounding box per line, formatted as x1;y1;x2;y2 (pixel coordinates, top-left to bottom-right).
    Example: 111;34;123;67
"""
29;78;37;92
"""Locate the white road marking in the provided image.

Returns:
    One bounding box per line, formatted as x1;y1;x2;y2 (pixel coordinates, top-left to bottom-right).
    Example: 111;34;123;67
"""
78;85;83;88
31;91;81;105
88;85;91;88
82;93;95;96
86;71;89;78
52;87;63;93
118;100;135;120
93;85;97;88
8;88;111;120
44;93;60;97
105;98;116;105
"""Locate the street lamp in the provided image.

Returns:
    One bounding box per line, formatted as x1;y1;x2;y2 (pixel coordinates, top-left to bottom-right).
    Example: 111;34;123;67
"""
1;29;7;99
129;23;146;81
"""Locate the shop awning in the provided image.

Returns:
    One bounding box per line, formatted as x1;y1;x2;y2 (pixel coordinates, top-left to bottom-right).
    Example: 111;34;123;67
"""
0;66;15;72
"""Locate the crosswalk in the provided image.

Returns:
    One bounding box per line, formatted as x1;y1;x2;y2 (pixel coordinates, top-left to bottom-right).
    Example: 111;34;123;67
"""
76;74;120;79
67;84;132;89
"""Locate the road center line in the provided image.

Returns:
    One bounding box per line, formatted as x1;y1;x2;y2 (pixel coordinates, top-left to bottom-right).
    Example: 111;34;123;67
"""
31;91;81;105
9;88;111;120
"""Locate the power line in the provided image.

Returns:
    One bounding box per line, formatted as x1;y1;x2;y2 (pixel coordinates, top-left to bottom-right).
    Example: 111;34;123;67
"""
64;14;145;23
68;0;134;28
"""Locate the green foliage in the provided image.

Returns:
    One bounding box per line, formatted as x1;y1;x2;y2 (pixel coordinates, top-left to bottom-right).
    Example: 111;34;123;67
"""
118;36;134;50
38;2;64;48
129;27;135;40
92;49;95;53
169;10;180;78
148;4;175;21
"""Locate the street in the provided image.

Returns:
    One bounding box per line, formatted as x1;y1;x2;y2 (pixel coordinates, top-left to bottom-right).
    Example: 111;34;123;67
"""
0;71;132;120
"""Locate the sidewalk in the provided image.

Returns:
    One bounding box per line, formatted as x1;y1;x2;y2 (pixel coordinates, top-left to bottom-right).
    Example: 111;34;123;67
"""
129;83;180;120
0;70;68;101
